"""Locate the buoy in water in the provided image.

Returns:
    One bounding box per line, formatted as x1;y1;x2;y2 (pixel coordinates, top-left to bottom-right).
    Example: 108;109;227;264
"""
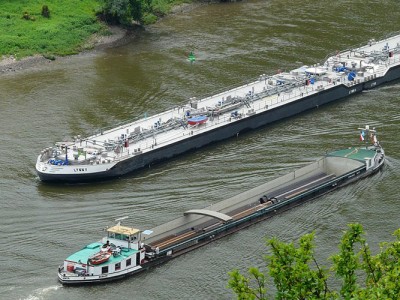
188;51;196;64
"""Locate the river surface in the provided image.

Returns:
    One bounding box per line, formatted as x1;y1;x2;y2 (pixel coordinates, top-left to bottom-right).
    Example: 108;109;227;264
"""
1;1;400;299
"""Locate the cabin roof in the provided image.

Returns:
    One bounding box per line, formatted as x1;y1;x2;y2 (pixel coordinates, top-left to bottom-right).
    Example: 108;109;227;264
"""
66;242;138;264
107;225;140;235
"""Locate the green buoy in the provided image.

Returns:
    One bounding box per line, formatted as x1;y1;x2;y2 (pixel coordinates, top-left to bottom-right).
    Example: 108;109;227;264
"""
188;51;196;64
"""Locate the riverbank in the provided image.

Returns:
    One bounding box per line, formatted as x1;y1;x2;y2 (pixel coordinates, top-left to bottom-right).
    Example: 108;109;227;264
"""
0;0;214;75
0;25;131;74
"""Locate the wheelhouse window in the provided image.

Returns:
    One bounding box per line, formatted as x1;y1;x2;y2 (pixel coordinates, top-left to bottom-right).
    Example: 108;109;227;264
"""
115;262;121;271
126;258;131;266
102;266;108;274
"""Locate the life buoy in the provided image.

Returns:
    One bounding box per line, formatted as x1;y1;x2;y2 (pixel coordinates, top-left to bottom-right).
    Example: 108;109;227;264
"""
140;259;145;265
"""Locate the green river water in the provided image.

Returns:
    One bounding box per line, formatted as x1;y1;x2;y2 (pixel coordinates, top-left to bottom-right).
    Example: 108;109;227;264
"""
1;1;400;299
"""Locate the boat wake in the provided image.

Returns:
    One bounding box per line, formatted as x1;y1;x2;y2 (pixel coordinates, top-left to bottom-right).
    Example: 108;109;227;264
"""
382;154;400;170
23;285;61;300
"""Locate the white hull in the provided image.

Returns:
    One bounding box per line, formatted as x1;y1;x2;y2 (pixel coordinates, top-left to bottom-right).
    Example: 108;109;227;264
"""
58;265;143;284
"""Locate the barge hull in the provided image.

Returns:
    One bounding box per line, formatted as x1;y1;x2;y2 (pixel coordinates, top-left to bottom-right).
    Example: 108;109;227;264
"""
145;159;383;264
58;257;171;285
38;32;400;183
363;64;400;89
58;165;379;285
58;141;385;285
39;84;361;183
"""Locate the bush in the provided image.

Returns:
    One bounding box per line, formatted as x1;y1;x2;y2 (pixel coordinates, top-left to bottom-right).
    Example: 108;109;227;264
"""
141;12;157;25
228;224;400;299
22;12;30;20
42;5;50;18
43;53;56;60
22;11;36;21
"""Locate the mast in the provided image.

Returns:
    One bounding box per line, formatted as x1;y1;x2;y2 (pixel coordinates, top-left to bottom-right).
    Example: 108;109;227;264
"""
358;125;377;148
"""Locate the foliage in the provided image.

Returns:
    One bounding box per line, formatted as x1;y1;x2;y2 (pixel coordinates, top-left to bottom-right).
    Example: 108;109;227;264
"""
0;0;104;58
141;12;158;25
0;0;198;58
228;224;400;299
41;5;50;18
332;224;400;299
229;267;267;300
22;12;33;21
101;0;191;25
101;0;142;26
267;232;333;299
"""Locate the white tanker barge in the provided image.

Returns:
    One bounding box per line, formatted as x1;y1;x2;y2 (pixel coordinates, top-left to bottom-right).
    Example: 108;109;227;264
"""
37;33;400;183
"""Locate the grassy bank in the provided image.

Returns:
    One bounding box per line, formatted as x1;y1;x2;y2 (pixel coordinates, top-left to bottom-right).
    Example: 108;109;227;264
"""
0;0;107;59
0;0;197;60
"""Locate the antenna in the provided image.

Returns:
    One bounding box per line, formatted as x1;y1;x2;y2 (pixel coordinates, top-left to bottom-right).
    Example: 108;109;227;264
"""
115;216;129;226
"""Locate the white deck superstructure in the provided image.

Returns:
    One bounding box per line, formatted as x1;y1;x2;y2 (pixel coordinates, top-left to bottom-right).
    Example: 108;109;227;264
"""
58;220;146;284
36;33;400;182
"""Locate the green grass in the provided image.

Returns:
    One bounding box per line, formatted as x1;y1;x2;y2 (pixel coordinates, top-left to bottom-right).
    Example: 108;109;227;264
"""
0;0;197;59
0;0;105;58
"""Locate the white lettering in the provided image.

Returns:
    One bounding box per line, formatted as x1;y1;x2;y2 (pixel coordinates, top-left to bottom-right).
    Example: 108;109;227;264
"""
348;88;357;94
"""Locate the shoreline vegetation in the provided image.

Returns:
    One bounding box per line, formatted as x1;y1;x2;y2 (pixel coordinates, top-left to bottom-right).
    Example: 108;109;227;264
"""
0;0;224;74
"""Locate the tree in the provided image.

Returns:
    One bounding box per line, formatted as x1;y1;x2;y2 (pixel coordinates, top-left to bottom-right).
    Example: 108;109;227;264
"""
332;224;400;299
228;224;400;299
102;0;142;25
